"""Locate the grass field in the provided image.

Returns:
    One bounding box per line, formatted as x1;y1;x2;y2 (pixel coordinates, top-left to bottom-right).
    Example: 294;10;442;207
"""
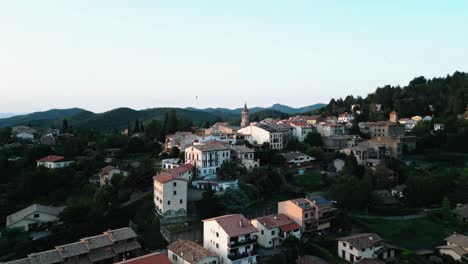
296;173;324;192
356;216;453;250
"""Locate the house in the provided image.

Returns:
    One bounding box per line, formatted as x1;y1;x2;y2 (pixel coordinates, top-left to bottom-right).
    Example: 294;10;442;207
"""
340;145;372;165
338;112;355;123
283;120;315;142
6;204;65;231
434;123;445;131
453;203;468;222
36;155;74;169
322;135;362;152
411;115;422;122
168;240;219;264
437;233;468;261
422;115;432;122
398;118;417;131
115;252;171;264
40;134;56;145
305;115;324;126
185;141;231;177
341;137;402;165
16;132;34;140
391;184;406;199
278;196;337;232
371;190;399;208
196;134;237;146
192;178;239;192
296;255;327;264
231;145;259;171
368;122;405;138
316;123;345;137
4;227;141;264
162;158;183;170
251;214;301;248
205;122;239;136
281;151;317;174
153;171;188;218
237;123;285;150
337;233;396;263
99;165;129;186
166;132;198;152
203;214;258;264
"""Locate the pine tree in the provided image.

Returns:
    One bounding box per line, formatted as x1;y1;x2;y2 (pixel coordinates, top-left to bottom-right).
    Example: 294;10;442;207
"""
62;119;69;133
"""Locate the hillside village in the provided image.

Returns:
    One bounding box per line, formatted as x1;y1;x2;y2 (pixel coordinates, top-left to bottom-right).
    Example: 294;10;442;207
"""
0;76;467;264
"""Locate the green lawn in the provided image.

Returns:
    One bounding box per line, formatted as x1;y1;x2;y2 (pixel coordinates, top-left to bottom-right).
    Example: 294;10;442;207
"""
356;216;452;250
296;173;324;192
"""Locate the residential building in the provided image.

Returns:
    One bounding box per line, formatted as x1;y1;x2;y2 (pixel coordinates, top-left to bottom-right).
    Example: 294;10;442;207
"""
162;158;183;170
391;185;406;199
99;165;129;186
434;123;445;131
316;123;345;137
437;233;468;262
192;178;239;192
358;122;372;135
116;252;171;264
289;121;315;142
368;122;405;138
337;233;396;263
241;103;250;127
338;112;355;123
367;137;403;159
16;132;34;140
296;255;327;264
36;155;74;169
185;141;231;177
40;134;56;145
168;240;219;264
4;227;141;264
203;214;258;264
305;115;323;126
278;196;337;232
6;204;65;232
196;134;236;146
166;132;198;152
422;115;432;122
398;118;416;131
237;123;284;150
154;171;188;218
231;145;259;171
251;214;301;248
322;135;362;152
281;151;317;174
205;122;239;136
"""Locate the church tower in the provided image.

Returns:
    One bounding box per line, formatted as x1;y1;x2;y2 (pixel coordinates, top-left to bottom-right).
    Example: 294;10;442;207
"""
241;102;249;127
389;110;398;123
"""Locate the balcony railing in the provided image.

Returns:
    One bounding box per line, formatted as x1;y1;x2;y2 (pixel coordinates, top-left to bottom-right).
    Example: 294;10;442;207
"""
228;236;257;248
227;249;257;261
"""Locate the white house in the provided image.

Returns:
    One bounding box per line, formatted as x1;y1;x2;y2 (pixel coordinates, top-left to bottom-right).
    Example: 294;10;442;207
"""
6;204;65;231
316;123;345;137
288;121;314;142
437;233;468;262
434;123;445;131
185;141;231;177
390;185;406;199
237;124;284;150
36;155;74;169
251;214;301;248
168;240;219;264
153;172;188;218
203;214;258;264
162;158;183;170
99;165;129;186
338;112;355;123
231;145;259;171
337;233;395;263
16;132;34;140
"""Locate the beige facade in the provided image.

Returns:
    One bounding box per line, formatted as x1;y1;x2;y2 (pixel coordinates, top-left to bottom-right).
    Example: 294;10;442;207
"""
154;173;188;218
250;214;301;248
368;122;405;138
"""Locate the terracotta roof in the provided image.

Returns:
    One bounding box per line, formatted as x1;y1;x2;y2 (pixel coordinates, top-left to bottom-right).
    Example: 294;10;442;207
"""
168;163;193;176
253;214;297;230
338;233;383;250
281;222;301;232
105;227;138;242
445;233;468;248
100;165;116;174
203;214;258;237
192;140;230;151
296;255;327;264
153;172;187;184
116;252;171;264
36;155;64;163
168;240;217;263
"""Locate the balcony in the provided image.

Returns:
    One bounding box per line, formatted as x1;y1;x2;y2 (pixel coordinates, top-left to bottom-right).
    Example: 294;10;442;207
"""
227;249;257;261
228;236;257;248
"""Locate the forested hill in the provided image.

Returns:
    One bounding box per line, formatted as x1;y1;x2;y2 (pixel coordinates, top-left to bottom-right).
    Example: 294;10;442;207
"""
319;71;468;120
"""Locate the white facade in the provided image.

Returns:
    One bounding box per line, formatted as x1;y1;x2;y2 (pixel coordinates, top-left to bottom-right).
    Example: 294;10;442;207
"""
203;215;258;264
290;123;314;142
250;215;301;249
162;158;183;170
37;161;74;169
16;133;34;140
316;123;345;137
154;175;188;218
338;113;355;123
337;234;395;263
185;141;231;177
6;204;64;231
237;125;283;150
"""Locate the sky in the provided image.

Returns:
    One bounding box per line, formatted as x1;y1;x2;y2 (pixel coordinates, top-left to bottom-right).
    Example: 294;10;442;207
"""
1;0;467;114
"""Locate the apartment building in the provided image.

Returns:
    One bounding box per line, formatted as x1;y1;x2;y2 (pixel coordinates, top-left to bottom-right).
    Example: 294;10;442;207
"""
316;123;345;137
168;240;219;264
154;171;188;218
4;228;141;264
278;196;336;232
166;132;198;152
203;214;258;264
237;123;284;150
368;122;405;138
231;145;259;171
322;135;362;152
250;214;301;248
185;141;231;177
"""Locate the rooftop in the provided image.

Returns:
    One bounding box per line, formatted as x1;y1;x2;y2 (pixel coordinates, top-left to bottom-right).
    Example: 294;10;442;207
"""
281;151;314;161
338;233;383;250
191;140;230;151
6;204;65;227
203;214;258;237
115;252;171;264
105;227;138;242
253;214;298;230
36;155;65;163
153;172;187;184
168;240;217;263
445;233;468;248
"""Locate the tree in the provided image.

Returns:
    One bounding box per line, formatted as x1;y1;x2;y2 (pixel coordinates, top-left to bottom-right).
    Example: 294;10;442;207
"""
169;146;180;158
167;110;178;134
304;132;322;147
134;118;141;133
62;119;69;133
330;175;372;210
218;161;236;180
221;189;250;213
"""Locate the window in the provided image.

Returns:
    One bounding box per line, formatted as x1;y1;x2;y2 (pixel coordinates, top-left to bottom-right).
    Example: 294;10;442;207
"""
180;199;183;204
173;182;177;187
271;230;275;235
216;243;219;248
216;232;219;237
341;250;345;258
261;230;264;235
172;255;178;261
304;213;309;218
167;201;171;205
33;213;39;218
173;191;177;195
349;245;353;250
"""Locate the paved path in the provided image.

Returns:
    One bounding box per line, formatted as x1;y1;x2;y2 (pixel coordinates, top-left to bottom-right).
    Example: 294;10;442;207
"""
120;190;152;207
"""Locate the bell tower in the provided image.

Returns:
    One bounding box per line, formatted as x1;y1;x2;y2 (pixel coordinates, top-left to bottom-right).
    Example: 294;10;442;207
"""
241;102;249;127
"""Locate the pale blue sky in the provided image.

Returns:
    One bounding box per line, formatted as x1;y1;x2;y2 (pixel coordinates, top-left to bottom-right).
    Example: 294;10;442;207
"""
1;0;467;113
